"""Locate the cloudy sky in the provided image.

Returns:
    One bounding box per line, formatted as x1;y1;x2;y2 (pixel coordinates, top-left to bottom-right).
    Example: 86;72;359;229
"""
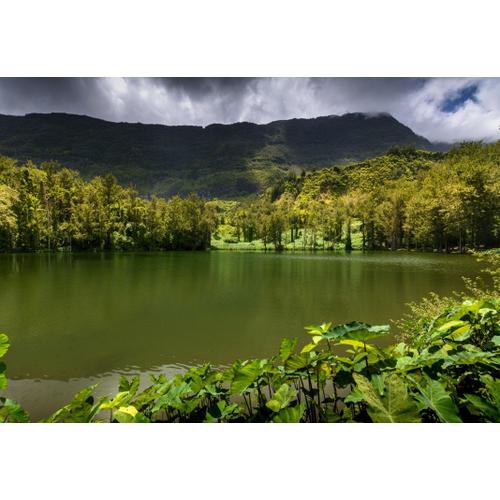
0;77;499;143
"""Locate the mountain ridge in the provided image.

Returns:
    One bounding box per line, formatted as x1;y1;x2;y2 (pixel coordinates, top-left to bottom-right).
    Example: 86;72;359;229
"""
0;111;437;197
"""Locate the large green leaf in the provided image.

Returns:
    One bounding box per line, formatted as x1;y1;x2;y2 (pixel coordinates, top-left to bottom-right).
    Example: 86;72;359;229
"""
325;322;390;342
353;373;421;423
205;401;240;423
482;376;500;409
301;342;318;354
396;350;447;371
266;383;296;413
303;322;389;348
132;381;169;409
346;323;390;342
272;403;306;423
285;353;315;372
464;394;500;421
151;381;192;413
230;359;268;394
279;338;298;361
0;397;30;423
442;350;494;368
118;375;140;396
304;323;331;336
302;324;331;352
113;405;150;423
0;334;9;358
438;320;467;332
344;388;364;404
100;391;134;410
113;405;138;422
338;339;376;351
99;375;142;413
446;325;472;342
465;375;500;421
0;361;7;390
45;385;102;423
412;378;462;423
371;374;386;396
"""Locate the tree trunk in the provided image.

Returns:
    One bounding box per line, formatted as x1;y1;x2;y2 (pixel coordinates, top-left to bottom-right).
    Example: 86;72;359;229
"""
345;220;352;252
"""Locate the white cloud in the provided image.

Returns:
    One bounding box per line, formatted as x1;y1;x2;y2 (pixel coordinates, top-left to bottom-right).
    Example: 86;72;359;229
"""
0;77;499;143
398;78;500;142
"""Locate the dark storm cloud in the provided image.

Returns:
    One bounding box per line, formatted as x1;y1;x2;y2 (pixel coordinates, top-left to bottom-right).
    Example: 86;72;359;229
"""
153;77;255;95
0;77;499;142
0;78;106;117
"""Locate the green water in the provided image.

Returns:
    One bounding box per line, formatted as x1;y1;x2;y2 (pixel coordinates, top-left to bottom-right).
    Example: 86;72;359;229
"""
0;251;483;419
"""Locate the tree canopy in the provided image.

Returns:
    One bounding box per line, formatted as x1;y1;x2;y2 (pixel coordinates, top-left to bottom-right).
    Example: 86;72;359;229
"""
219;143;499;252
0;142;499;253
0;156;216;251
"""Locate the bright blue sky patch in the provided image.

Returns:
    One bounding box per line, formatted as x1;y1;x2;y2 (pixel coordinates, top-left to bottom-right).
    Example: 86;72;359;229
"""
441;84;478;113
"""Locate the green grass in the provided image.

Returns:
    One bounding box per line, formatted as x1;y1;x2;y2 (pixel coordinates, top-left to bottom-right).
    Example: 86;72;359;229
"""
211;224;268;250
211;220;364;251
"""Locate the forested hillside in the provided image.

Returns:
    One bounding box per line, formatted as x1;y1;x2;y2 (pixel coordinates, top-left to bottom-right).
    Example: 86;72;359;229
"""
0;112;432;197
0;142;498;253
217;143;500;252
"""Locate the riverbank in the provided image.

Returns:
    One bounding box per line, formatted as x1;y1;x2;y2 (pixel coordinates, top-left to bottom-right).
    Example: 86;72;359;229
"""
2;291;499;422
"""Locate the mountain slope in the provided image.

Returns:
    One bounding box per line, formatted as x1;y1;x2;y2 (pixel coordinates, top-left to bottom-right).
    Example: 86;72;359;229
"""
0;112;433;197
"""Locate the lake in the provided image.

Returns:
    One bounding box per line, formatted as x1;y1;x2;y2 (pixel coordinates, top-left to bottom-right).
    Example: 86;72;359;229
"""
0;251;483;419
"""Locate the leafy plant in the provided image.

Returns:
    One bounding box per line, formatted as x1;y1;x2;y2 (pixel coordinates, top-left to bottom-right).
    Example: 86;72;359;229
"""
1;296;499;423
410;377;462;423
0;333;31;422
0;333;9;391
353;373;421;423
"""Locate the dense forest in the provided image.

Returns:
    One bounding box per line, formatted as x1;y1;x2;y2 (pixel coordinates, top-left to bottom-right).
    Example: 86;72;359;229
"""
0;156;216;251
0;141;498;253
218;142;499;252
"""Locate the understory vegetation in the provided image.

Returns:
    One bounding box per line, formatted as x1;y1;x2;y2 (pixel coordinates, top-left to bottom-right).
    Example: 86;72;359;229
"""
1;141;499;253
1;253;498;423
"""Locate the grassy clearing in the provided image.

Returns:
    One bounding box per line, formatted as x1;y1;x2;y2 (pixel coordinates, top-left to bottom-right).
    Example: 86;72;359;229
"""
211;220;364;251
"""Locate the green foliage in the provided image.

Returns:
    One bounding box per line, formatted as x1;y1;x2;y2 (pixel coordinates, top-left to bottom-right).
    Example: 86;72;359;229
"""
353;373;421;423
463;375;500;421
0;333;9;358
44;385;103;423
302;321;389;353
205;401;240;423
0;333;10;391
0;112;431;198
397;251;500;345
272;403;306;423
266;383;296;413
1;295;499;423
411;378;462;423
279;338;298;362
0;157;216;251
0;398;30;423
212;142;499;252
1;140;498;253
